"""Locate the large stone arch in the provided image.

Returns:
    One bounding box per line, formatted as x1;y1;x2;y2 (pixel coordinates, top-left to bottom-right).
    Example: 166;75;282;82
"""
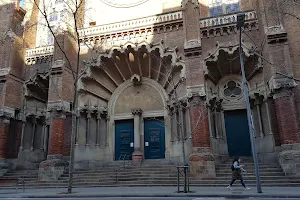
77;40;185;109
108;77;169;118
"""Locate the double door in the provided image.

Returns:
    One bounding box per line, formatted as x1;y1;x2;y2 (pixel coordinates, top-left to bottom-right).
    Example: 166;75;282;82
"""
115;118;165;160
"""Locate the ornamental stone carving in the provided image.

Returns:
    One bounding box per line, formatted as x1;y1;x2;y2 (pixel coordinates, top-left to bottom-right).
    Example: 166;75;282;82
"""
131;109;143;116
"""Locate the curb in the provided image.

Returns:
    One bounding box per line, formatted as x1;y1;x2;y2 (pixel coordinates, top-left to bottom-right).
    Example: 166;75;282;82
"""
9;193;300;199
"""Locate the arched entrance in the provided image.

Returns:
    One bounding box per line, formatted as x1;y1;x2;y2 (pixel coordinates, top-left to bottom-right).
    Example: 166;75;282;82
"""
76;41;185;164
204;43;263;158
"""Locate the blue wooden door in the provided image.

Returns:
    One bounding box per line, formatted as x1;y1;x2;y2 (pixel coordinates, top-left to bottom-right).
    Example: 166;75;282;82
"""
115;120;134;160
144;118;165;159
224;110;252;157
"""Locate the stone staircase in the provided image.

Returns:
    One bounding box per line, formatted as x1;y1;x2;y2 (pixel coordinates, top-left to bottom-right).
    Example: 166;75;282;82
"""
0;159;300;188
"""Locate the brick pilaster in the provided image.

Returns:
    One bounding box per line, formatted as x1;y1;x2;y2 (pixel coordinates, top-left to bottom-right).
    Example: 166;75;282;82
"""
0;117;10;159
47;111;67;156
189;97;210;148
274;90;300;144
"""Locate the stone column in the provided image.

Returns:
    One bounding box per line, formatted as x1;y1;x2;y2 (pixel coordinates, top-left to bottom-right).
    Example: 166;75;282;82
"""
96;110;101;147
207;108;213;138
256;104;264;138
75;111;80;146
131;109;143;166
30;116;37;150
86;110;92;146
40;121;46;151
19;118;26;151
264;100;273;135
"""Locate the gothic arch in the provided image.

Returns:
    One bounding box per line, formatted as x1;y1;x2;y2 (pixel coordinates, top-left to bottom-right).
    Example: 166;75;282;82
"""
204;42;262;85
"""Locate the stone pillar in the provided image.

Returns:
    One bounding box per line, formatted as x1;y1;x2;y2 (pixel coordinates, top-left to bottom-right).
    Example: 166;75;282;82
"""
182;0;215;178
86;110;92;146
96;110;101;147
38;32;75;181
188;98;216;178
264;100;273;135
30;116;36;150
38;110;68;181
274;90;300;176
131;109;143;166
19;119;26;151
256;0;300;176
75;111;80;146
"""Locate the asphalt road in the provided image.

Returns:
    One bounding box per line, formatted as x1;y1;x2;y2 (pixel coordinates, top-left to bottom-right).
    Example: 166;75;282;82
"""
1;198;299;200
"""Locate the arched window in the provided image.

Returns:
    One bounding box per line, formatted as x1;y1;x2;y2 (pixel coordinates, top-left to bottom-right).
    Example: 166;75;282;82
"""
223;80;242;98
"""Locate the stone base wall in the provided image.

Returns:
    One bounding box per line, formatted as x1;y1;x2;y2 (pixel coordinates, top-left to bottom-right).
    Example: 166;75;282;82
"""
189;148;216;179
278;144;300;177
38;155;68;181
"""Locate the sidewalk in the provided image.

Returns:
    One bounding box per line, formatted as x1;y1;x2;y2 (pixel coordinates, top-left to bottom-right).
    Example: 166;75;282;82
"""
0;186;300;198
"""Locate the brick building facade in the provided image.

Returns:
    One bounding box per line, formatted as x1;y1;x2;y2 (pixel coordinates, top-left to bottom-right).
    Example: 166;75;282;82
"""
0;0;300;180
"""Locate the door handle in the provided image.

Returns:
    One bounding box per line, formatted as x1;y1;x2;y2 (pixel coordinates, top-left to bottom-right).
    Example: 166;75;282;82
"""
145;142;149;147
130;142;134;147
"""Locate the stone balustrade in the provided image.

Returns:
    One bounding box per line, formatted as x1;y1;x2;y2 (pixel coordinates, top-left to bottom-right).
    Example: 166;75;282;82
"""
78;11;183;37
26;45;54;58
200;10;257;28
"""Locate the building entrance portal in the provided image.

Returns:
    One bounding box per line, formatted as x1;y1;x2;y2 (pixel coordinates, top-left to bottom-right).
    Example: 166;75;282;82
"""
224;110;252;157
115;120;134;160
144;118;166;159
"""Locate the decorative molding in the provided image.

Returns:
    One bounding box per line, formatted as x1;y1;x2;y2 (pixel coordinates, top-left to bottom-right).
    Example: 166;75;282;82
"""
0;68;10;82
184;39;201;57
51;60;65;74
268;76;297;93
47;100;71;112
25;46;54;65
84;40;185;78
131;109;143;116
200;10;258;38
186;84;206;98
131;74;141;85
265;25;287;44
78;11;183;41
0;106;16;119
26;46;54;58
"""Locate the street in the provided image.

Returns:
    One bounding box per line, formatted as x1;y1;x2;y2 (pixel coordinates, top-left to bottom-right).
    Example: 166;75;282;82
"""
1;198;300;200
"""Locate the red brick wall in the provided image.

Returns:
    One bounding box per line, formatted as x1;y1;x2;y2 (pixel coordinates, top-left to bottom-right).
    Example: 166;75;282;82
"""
63;115;72;156
0;117;10;158
274;91;300;144
48;116;65;155
189;98;210;148
6;119;22;158
4;77;23;109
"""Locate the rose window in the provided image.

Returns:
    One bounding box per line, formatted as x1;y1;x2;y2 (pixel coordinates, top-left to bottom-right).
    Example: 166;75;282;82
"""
223;81;242;98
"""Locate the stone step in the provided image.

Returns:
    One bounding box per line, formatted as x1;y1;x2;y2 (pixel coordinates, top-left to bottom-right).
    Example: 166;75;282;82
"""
216;168;283;173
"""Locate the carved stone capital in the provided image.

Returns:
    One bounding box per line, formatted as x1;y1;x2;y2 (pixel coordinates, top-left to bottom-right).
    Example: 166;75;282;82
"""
0;68;10;82
51;60;65;74
265;25;287;44
187;84;206;98
48;101;71;113
184;39;201;57
268;76;297;93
